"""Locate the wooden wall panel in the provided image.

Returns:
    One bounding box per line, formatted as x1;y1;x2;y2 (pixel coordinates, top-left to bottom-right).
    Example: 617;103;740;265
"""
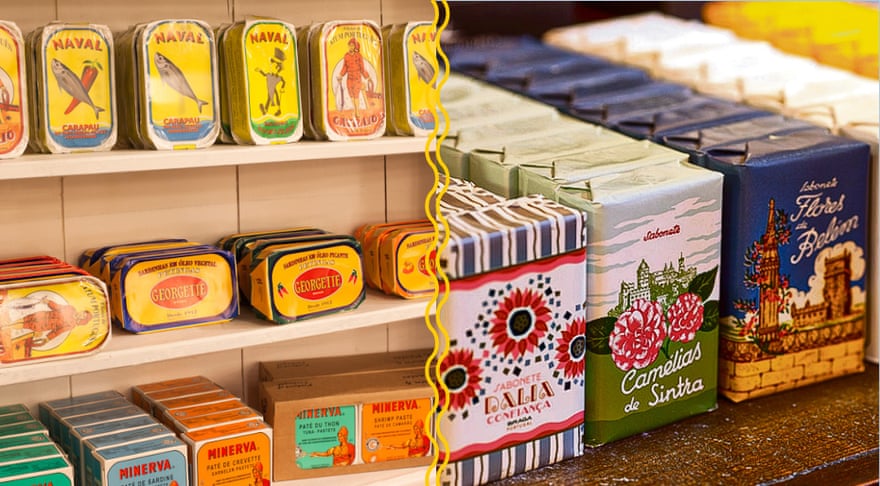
387;316;432;351
0;178;64;260
0;0;57;35
233;0;381;24
386;153;433;221
61;167;238;262
0;376;70;411
56;0;232;32
237;157;386;234
379;0;435;24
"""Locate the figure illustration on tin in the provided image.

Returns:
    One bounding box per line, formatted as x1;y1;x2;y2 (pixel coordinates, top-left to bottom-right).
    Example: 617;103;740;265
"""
388;419;431;457
256;47;286;117
0;290;94;363
310;425;356;466
333;38;375;118
154;52;208;113
51;59;104;119
252;461;270;486
0;67;15;123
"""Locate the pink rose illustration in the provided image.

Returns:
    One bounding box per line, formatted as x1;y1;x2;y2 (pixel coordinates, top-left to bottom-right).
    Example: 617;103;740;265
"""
667;293;704;343
609;299;666;371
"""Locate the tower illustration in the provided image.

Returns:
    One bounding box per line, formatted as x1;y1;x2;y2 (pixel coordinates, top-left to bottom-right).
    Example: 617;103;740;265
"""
758;199;780;337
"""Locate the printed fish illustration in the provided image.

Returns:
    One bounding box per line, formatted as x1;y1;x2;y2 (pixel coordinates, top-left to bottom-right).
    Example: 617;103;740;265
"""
154;52;208;113
51;59;104;119
411;51;435;86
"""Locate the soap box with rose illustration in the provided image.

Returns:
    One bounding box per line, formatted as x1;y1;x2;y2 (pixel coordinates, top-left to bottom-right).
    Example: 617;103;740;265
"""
703;131;870;402
553;159;723;446
437;194;587;485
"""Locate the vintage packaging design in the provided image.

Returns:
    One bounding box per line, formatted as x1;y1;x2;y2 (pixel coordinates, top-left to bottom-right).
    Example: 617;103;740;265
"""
0;432;51;451
221;17;302;145
260;369;432;480
248;235;365;323
377;225;436;299
525;65;651;109
0;421;48;440
0;442;63;465
0;413;33;429
0;21;28;159
162;399;251;431
78;239;189;276
435;177;508;217
108;245;238;333
172;406;261;434
181;419;272;486
38;390;124;427
83;435;188;486
482;51;609;91
567;81;694;125
0;456;73;486
116;19;219;149
383;21;436;136
0;275;111;366
228;228;327;300
131;375;216;413
703;131;870;402
553;161;723;445
0;404;28;418
27;22;115;153
151;389;239;422
310;20;385;140
259;348;431;382
355;220;427;291
69;415;160;485
437;195;586;483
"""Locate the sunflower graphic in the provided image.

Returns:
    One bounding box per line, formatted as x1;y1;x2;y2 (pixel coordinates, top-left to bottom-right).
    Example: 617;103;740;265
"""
438;347;483;411
488;288;550;359
555;317;586;379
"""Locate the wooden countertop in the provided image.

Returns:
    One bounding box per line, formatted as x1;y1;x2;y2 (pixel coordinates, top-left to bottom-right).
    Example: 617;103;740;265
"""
494;364;879;485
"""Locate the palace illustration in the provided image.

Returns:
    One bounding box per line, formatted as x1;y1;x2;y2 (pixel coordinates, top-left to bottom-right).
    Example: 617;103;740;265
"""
610;254;697;317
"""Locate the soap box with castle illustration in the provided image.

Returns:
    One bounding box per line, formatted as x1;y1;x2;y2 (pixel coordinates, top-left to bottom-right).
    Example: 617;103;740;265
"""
703;130;870;402
437;194;587;485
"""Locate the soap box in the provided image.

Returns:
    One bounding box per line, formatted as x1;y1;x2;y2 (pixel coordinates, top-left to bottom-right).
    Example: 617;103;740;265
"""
553;160;723;445
437;195;586;484
703;131;870;401
484;54;609;91
524;65;651;109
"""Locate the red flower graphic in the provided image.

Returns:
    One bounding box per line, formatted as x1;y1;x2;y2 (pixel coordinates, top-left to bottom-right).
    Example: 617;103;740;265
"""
609;299;666;371
555;317;586;379
489;288;550;359
666;293;704;343
438;348;483;411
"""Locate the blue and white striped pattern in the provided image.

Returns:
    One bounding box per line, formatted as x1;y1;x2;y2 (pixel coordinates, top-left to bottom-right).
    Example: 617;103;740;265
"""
438;424;583;486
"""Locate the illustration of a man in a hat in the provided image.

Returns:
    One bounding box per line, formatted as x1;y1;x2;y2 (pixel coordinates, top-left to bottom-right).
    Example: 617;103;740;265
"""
257;47;287;116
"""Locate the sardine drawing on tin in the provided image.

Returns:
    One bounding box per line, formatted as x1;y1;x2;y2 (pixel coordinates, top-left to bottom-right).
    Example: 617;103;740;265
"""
51;59;105;119
154;52;208;113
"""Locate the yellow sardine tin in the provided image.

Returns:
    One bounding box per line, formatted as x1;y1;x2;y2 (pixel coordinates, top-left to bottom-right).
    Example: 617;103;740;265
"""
0;275;110;366
378;226;436;299
109;246;238;333
29;23;115;153
141;19;219;149
312;20;385;140
0;21;27;158
234;230;328;302
222;17;302;145
383;22;436;136
249;237;365;323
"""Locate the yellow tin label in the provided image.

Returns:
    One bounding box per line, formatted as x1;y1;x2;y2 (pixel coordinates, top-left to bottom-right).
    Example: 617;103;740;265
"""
0;277;109;365
380;229;436;298
361;398;432;463
188;423;272;486
243;20;301;140
323;22;385;139
402;22;436;134
119;252;235;330
250;241;364;323
0;23;26;157
42;25;114;150
143;20;217;144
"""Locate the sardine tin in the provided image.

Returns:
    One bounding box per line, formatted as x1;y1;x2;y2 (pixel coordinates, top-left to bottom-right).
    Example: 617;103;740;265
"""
0;457;73;486
182;419;272;486
356;221;429;291
84;435;188;486
378;226;436;299
0;21;28;159
0;275;110;367
171;406;260;433
249;237;365;323
130;375;214;411
223;17;303;145
311;20;386;140
383;22;436;136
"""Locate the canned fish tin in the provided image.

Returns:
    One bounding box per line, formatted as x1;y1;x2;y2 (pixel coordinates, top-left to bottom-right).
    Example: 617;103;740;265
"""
311;20;385;140
378;226;435;299
0;275;110;366
83;435;188;486
222;17;302;145
182;419;272;486
0;21;27;159
249;237;365;323
109;246;238;333
29;22;116;153
0;457;73;486
383;21;436;136
140;19;219;150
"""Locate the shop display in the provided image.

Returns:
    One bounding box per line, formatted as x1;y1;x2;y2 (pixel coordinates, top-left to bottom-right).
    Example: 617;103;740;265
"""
219;17;303;145
0;21;28;159
26;22;116;154
436;195;586;484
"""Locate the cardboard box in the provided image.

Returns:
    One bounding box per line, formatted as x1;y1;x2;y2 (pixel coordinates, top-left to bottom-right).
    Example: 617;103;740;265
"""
259;348;431;382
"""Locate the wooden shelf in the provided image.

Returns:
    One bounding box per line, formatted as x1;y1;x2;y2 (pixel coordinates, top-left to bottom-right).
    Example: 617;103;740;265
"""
278;466;429;486
0;137;432;180
492;364;880;485
0;290;432;386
